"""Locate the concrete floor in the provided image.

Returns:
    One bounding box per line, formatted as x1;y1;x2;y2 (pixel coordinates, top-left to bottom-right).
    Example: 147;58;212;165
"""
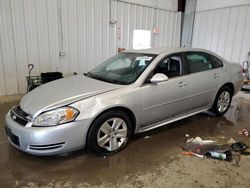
1;92;250;188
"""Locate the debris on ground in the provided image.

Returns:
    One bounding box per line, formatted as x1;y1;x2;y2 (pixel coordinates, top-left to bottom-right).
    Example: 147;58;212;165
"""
144;136;151;139
182;151;204;158
231;151;241;166
205;150;232;161
186;136;215;144
230;142;248;151
241;150;250;155
238;128;249;137
218;136;226;139
227;138;236;144
180;136;249;164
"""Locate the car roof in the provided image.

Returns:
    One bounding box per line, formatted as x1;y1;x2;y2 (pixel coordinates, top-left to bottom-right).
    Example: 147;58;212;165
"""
124;47;213;55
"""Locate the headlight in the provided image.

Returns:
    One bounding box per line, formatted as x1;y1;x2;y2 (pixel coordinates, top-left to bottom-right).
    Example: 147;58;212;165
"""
33;107;79;127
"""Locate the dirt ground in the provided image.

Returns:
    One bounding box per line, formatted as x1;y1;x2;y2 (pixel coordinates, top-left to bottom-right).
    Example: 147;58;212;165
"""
0;91;250;188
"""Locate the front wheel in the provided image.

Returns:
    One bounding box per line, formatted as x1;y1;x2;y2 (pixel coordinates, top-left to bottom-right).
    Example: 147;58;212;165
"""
210;86;232;116
87;110;132;155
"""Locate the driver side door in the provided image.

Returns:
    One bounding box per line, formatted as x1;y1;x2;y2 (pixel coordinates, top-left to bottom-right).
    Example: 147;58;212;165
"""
139;53;191;126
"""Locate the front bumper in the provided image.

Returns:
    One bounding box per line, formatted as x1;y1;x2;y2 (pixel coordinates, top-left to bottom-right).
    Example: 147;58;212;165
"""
5;112;91;156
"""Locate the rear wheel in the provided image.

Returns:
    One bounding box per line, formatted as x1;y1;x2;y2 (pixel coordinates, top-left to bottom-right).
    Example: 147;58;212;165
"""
210;86;232;116
87;110;132;155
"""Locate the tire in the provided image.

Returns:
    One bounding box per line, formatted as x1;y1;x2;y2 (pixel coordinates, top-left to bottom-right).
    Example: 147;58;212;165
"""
210;86;232;116
87;110;132;155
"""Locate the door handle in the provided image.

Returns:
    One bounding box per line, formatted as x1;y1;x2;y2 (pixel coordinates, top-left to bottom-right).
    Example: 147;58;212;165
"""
178;81;187;87
214;73;220;78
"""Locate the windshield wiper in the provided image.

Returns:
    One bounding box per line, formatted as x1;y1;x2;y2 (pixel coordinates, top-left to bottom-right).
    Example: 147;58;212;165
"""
86;72;112;83
86;72;127;85
108;79;127;85
85;72;97;79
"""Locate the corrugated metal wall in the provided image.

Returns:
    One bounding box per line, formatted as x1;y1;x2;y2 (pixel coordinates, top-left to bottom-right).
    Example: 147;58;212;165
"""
192;2;250;64
0;0;181;96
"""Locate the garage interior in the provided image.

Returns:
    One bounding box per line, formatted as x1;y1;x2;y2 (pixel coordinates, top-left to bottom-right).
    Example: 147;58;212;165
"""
0;0;250;187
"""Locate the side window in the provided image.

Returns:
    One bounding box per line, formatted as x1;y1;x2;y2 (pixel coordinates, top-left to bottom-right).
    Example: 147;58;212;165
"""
210;55;223;68
153;54;183;78
186;53;213;73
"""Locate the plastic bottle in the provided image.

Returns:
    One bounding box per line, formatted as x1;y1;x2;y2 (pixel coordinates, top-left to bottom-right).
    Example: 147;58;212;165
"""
208;151;226;160
206;150;232;161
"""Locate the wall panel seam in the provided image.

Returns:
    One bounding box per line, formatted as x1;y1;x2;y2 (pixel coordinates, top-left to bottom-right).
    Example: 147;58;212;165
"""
9;0;19;93
0;22;7;95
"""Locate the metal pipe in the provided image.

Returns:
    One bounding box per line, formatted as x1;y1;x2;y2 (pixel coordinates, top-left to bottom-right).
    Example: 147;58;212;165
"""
180;0;196;47
57;0;65;56
109;0;117;24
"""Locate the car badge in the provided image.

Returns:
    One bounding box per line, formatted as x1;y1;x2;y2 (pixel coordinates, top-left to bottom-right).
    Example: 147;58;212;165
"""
26;116;32;121
12;115;17;120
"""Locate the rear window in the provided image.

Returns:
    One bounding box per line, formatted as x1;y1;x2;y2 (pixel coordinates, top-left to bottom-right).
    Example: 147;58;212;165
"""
185;52;223;74
186;53;213;73
210;55;223;68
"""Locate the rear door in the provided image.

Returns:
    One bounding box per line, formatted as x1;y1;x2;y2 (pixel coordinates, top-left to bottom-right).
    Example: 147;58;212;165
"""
184;52;223;110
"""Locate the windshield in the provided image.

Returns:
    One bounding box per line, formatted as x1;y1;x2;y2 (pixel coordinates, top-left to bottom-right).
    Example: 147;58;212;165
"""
86;53;156;85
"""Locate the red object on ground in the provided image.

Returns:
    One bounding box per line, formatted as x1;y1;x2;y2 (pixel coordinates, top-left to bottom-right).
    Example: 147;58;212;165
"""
241;129;249;137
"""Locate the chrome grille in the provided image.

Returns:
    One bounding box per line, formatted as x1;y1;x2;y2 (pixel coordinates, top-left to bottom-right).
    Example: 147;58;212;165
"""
10;106;29;126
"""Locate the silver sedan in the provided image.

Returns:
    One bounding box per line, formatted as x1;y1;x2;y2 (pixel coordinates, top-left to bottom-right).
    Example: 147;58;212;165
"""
5;48;243;156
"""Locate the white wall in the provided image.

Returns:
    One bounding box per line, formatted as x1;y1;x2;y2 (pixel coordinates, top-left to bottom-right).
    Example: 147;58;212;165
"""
0;0;181;96
192;0;250;64
196;0;250;11
121;0;177;11
115;1;181;50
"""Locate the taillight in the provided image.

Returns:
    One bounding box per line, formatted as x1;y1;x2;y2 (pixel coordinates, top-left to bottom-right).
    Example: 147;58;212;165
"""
240;65;244;73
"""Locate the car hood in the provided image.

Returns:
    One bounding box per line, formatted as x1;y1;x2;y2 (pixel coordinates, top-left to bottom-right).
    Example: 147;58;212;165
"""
20;75;123;116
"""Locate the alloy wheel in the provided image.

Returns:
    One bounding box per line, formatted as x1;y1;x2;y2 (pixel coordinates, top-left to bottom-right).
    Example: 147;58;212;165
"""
217;90;230;113
97;118;128;152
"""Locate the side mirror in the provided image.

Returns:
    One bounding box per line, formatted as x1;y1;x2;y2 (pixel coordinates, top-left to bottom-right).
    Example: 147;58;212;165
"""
150;73;168;83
